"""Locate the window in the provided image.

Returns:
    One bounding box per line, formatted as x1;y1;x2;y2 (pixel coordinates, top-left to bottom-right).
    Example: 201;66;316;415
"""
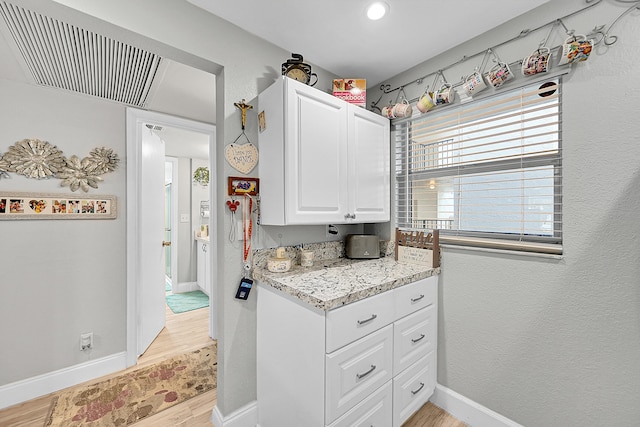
395;80;562;254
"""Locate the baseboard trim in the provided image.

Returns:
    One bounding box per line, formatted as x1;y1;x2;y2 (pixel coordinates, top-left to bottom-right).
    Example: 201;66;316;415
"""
211;401;258;427
0;352;127;410
431;383;524;427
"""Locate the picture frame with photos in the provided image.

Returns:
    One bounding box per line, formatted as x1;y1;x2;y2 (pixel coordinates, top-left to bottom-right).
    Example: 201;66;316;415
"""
0;192;117;220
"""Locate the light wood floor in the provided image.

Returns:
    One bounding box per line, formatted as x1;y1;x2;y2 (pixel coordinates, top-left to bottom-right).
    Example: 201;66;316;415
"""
0;304;215;427
0;303;466;427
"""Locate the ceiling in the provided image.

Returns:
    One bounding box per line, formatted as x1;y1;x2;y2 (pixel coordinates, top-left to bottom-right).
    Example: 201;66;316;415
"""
0;0;551;130
187;0;550;87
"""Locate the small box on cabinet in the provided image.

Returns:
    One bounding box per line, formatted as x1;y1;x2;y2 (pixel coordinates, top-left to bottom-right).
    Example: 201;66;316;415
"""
332;79;366;107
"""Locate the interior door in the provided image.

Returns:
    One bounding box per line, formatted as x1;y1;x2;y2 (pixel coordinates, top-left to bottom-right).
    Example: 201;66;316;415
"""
138;126;167;356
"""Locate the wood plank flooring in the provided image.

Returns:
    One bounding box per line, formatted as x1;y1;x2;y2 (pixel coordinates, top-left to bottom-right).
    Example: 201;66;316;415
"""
0;304;214;427
0;303;466;426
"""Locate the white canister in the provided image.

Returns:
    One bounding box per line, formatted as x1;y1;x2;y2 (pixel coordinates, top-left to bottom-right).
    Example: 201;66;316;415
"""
267;257;292;273
300;250;314;267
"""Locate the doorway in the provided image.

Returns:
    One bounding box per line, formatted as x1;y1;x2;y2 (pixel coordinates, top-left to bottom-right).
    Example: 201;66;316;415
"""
126;108;217;366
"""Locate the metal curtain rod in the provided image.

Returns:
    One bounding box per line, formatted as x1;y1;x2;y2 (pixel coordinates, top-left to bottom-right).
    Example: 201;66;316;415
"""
372;0;636;106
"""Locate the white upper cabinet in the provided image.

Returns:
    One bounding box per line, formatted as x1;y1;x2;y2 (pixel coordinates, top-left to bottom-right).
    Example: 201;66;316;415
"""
258;77;390;225
348;104;390;223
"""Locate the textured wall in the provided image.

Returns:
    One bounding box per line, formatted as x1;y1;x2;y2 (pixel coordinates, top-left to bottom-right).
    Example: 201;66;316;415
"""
368;0;640;425
0;80;127;384
17;0;343;416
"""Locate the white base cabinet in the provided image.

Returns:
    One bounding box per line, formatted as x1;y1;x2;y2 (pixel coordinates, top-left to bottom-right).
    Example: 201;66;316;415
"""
196;240;210;295
257;275;438;427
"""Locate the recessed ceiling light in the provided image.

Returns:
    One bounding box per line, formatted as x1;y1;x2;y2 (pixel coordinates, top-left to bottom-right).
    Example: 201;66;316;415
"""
367;2;389;20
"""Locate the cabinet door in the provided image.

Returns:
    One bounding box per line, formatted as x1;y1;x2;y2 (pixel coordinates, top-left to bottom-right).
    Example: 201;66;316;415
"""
196;242;205;289
393;306;435;376
326;325;393;424
348;105;390;222
328;381;392;427
392;353;436;427
285;79;349;224
202;243;210;296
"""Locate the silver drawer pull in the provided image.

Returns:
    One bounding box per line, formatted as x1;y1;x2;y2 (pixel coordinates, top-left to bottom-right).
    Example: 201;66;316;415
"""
411;382;425;395
356;364;377;380
411;294;425;303
357;314;377;325
411;333;425;343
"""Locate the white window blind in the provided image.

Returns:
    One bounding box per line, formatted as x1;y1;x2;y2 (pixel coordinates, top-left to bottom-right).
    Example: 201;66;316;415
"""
395;80;562;254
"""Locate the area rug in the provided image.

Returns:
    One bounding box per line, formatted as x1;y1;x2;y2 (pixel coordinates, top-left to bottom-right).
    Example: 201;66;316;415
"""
44;343;217;426
165;290;209;314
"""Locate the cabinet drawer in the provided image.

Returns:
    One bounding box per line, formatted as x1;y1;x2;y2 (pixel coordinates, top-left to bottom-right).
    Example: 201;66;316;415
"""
327;381;392;427
326;289;395;353
393;305;436;376
394;275;437;320
326;325;393;424
392;352;436;427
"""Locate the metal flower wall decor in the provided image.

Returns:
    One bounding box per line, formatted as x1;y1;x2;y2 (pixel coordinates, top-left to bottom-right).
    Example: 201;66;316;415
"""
0;139;120;192
0;139;65;179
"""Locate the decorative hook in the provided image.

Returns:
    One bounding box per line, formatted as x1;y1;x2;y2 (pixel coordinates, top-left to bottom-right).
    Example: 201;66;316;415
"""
557;18;575;37
540;19;557;48
226;199;240;213
395;86;408;103
586;24;606;45
380;84;393;94
603;2;640;46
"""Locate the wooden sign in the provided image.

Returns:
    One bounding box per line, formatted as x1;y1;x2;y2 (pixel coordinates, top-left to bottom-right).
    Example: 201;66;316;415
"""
397;246;434;267
395;228;440;268
225;142;258;174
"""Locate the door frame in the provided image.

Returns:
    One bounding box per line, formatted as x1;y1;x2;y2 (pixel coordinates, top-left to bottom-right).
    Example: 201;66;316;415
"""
126;108;217;367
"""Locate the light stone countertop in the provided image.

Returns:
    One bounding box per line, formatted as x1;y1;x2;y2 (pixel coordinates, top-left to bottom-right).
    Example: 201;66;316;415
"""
253;256;439;311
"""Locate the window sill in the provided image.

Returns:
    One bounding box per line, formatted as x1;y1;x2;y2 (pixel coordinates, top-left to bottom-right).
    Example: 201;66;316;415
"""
440;242;564;260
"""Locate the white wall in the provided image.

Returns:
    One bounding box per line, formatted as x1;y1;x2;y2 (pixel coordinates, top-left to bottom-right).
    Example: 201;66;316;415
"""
3;0;346;416
0;79;127;384
368;0;640;425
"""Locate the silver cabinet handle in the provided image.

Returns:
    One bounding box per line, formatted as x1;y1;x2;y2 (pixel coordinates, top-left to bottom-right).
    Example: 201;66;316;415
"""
357;314;377;325
411;294;425;303
411;334;425;343
411;382;425;395
356;364;376;380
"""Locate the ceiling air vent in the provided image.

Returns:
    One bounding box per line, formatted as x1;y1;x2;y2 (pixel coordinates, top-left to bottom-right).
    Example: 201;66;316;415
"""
0;1;161;107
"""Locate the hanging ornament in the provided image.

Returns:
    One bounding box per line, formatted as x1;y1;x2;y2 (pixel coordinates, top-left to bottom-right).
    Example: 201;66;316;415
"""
225;99;258;174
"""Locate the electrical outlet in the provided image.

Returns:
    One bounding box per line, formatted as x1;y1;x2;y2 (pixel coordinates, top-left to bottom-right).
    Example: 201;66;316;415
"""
180;213;189;223
326;224;338;239
80;332;93;351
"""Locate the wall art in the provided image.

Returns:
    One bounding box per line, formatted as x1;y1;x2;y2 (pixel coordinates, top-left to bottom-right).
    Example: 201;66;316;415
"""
0;192;117;220
228;176;259;196
0;140;120;192
225;142;258;174
0;139;65;179
56;147;120;192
